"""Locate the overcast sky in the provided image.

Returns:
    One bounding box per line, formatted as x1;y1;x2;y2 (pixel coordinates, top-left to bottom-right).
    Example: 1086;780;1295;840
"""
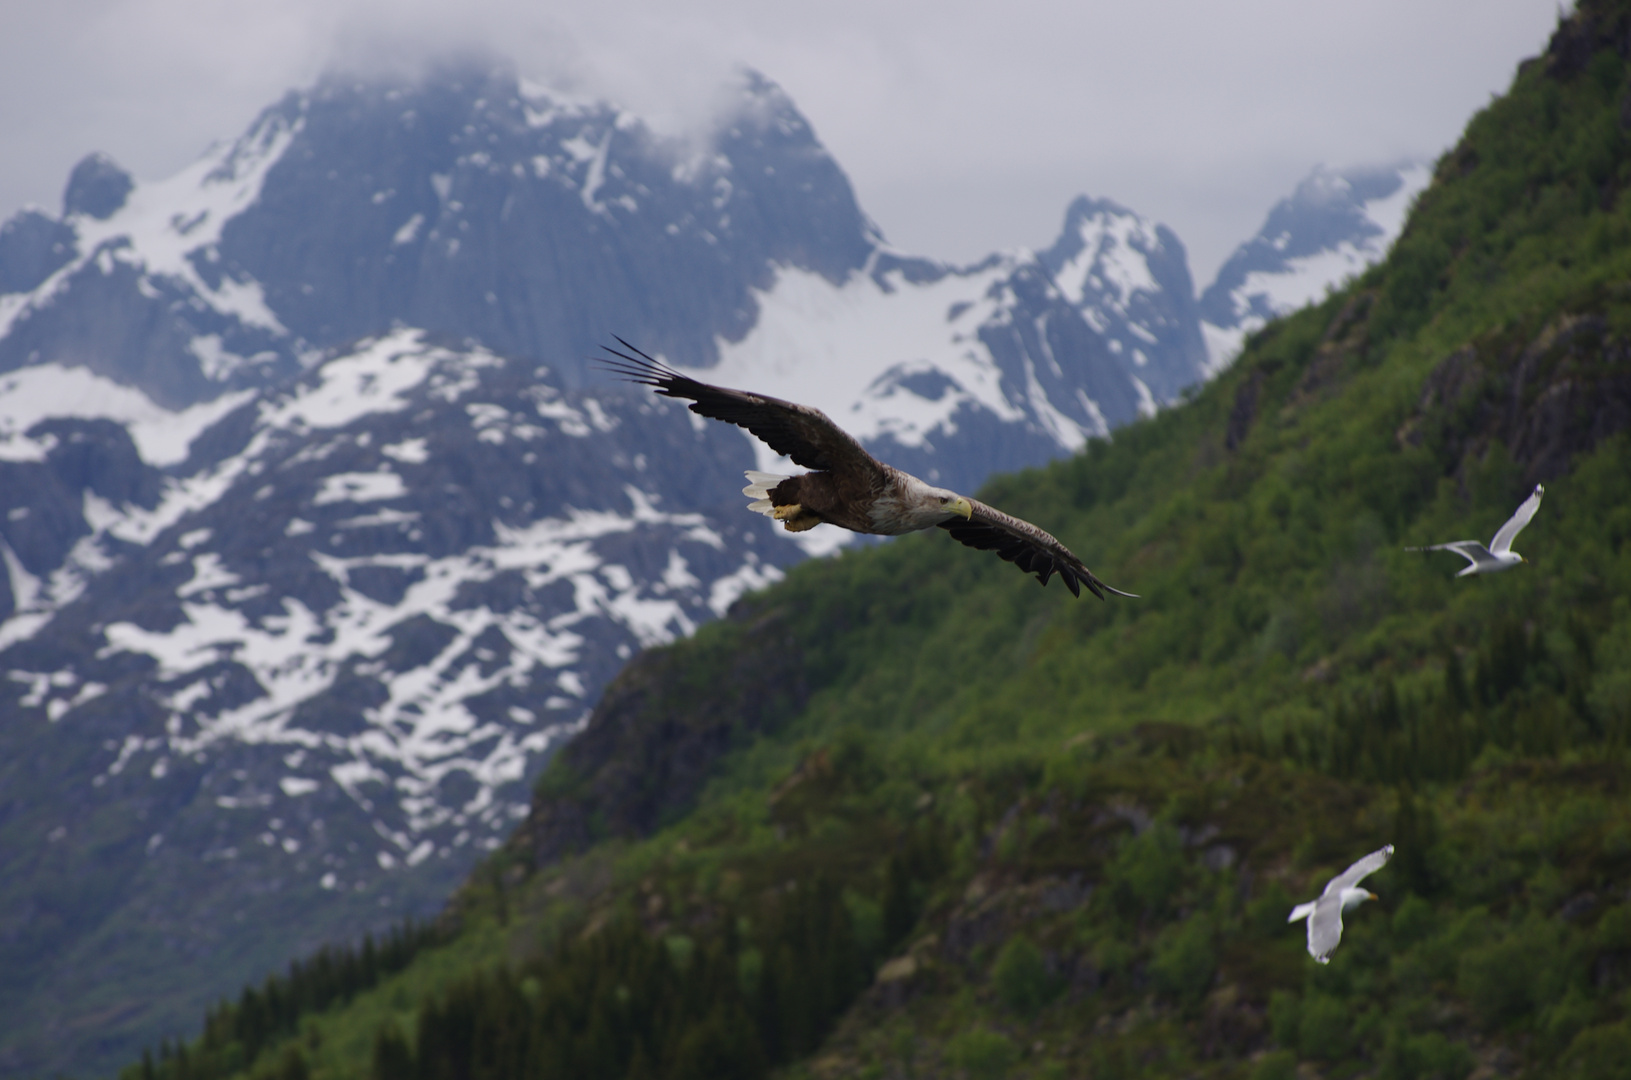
0;0;1563;286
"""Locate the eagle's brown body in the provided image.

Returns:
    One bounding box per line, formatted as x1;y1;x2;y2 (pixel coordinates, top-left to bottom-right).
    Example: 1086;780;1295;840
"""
600;340;1136;600
766;472;877;533
765;467;955;535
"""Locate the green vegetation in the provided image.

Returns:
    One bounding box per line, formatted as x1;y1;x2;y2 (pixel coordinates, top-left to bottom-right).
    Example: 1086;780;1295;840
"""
120;922;442;1080
370;873;887;1080
113;3;1631;1078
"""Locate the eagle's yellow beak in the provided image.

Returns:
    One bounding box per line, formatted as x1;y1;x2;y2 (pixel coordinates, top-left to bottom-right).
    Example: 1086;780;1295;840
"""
951;496;974;520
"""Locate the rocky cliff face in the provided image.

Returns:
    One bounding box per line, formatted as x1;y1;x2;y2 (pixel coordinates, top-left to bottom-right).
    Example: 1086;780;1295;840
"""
210;65;877;384
518;600;809;867
1399;311;1631;488
0;61;879;408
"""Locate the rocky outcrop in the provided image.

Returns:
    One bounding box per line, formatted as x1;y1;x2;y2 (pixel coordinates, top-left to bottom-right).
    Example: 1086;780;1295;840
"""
1543;0;1631;79
1224;369;1265;453
0;210;74;296
62;153;134;220
1402;312;1631;487
0;418;161;619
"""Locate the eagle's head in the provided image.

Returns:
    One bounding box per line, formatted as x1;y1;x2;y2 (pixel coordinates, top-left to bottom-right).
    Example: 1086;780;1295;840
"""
937;492;974;520
886;476;975;532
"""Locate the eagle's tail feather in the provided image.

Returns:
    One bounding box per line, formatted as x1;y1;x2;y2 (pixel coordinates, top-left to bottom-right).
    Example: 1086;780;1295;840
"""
743;471;790;517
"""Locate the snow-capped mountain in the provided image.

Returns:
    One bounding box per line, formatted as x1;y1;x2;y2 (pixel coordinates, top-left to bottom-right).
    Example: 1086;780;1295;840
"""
10;329;787;820
0;59;1205;1078
0;328;799;1076
0;62;882;408
1197;161;1432;372
1039;197;1209;408
703;249;1147;502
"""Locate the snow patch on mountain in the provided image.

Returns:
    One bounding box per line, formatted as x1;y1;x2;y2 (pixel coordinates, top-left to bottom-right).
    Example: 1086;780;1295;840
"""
95;491;734;836
1051;211;1162;313
263;332;497;430
704;258;1032;463
7;328;795;899
0;364;252;466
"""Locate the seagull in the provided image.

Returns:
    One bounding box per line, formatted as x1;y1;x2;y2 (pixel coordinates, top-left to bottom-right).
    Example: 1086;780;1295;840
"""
1407;484;1544;576
1288;844;1392;963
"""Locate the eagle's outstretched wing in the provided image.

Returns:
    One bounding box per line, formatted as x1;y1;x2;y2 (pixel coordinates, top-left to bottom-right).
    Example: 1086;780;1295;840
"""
599;340;882;476
939;498;1137;600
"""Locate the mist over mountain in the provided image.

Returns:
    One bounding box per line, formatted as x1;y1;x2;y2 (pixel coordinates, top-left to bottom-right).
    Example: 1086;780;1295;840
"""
0;56;1418;1077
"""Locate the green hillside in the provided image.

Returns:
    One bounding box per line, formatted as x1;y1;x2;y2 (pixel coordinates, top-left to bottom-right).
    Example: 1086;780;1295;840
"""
115;4;1631;1079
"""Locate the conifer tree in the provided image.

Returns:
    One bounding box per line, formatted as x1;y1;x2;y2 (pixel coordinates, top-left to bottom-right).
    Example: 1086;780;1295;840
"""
370;1022;413;1080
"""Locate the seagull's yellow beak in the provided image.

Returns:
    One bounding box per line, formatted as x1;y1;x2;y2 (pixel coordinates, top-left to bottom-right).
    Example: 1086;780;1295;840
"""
1366;891;1379;901
950;496;974;520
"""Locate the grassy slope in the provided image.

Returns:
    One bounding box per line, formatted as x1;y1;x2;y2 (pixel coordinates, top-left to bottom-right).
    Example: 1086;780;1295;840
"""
124;4;1631;1079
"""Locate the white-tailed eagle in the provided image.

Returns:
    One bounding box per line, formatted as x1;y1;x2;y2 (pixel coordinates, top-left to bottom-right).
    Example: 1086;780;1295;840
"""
602;340;1135;600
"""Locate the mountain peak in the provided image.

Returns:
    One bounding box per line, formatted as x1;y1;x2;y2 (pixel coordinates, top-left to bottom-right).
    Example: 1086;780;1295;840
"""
1198;160;1431;372
62;152;133;220
0;58;881;408
1039;195;1207;406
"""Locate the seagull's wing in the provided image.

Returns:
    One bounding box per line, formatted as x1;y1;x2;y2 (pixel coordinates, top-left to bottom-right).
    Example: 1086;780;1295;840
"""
1490;484;1544;555
1321;844;1394;898
1405;541;1493;568
1306;899;1346;964
938;498;1137;600
598;340;884;476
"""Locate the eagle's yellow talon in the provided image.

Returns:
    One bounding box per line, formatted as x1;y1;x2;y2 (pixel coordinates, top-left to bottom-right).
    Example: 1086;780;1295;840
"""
772;503;821;532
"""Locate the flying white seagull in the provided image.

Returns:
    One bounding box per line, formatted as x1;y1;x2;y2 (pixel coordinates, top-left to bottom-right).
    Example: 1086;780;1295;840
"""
1288;844;1393;963
1407;484;1544;576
